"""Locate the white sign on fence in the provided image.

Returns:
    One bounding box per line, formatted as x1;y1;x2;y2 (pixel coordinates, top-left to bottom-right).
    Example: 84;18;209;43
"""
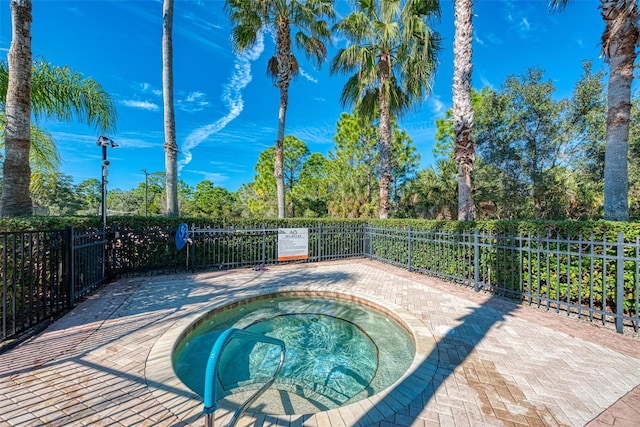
277;228;309;261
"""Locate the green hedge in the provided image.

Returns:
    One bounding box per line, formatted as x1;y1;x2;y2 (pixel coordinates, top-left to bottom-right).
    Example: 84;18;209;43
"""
367;218;640;241
2;216;638;318
366;222;639;318
2;216;639;239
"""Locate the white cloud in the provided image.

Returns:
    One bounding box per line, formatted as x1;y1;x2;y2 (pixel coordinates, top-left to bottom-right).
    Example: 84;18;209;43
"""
299;69;318;84
110;132;163;149
290;123;336;145
485;33;503;45
177;91;210;112
480;76;494;89
428;95;446;116
501;0;533;38
178;31;265;171
189;170;229;184
186;91;205;102
176;11;230;56
121;100;159;111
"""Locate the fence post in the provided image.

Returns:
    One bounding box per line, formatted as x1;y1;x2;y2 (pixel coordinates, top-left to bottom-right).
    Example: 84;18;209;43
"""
262;226;266;266
62;226;74;308
104;226;112;281
191;224;196;272
407;227;412;271
362;224;367;257
474;228;480;292
616;232;624;334
363;223;368;257
109;223;118;280
317;224;322;262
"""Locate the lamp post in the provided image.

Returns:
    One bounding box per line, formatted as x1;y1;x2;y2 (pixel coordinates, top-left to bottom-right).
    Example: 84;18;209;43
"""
141;168;149;217
96;136;118;229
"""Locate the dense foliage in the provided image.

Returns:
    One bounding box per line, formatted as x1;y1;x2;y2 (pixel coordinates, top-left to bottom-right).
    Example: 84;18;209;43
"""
404;64;640;221
1;62;638;222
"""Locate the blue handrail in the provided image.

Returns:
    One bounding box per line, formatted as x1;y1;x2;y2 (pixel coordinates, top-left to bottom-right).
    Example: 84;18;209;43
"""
203;328;285;427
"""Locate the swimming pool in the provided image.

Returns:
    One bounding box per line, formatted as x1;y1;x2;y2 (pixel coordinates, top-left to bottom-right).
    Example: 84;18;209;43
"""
172;292;416;415
145;281;439;425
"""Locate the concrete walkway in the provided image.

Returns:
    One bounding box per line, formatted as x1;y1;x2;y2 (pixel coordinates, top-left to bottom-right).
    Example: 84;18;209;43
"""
1;260;639;426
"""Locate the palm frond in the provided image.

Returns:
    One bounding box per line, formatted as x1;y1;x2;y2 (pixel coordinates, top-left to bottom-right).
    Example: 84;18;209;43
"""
267;56;279;82
548;0;568;11
28;124;60;174
331;45;363;74
0;61;7;104
332;11;371;42
266;54;299;83
380;0;401;25
340;74;367;109
330;0;440;118
290;55;300;78
295;32;327;67
405;0;441;19
0;59;117;132
0;113;60;176
232;23;261;51
28;60;117;132
355;89;380;121
358;0;377;17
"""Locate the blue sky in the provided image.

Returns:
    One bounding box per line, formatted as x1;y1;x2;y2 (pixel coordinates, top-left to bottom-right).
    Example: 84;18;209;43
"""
1;0;605;192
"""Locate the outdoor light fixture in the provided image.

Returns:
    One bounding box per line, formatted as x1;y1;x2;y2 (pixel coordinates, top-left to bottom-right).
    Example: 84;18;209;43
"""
96;136;118;229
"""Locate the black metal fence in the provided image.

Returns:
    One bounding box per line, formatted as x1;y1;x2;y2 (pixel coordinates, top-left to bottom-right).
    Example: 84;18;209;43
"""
110;224;365;275
1;228;69;342
2;224;639;348
366;226;640;334
0;224;366;345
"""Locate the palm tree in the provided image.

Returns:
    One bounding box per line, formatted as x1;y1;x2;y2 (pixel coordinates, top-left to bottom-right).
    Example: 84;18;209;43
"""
163;0;179;216
550;0;639;220
0;57;117;217
331;0;440;218
418;158;458;219
2;0;33;217
453;0;475;220
225;0;334;218
0;115;60;190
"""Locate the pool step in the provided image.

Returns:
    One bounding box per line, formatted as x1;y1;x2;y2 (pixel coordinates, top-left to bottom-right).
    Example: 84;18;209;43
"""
221;388;335;415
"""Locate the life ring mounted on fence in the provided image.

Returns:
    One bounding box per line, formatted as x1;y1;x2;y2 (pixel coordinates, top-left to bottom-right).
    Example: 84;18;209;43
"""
175;223;189;250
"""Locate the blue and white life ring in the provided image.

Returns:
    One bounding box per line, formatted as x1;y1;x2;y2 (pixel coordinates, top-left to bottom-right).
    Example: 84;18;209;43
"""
175;223;189;250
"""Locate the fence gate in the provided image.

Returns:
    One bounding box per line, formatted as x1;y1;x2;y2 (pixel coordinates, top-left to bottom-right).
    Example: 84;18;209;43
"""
71;228;109;301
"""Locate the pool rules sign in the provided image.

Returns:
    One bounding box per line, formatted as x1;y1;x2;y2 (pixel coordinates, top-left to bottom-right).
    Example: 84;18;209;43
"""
277;228;309;261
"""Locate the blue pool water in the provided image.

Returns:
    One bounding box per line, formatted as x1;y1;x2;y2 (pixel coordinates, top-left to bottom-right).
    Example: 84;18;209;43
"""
173;294;415;413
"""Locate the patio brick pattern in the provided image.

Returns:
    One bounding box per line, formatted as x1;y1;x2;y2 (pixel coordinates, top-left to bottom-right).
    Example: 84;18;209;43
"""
1;260;639;426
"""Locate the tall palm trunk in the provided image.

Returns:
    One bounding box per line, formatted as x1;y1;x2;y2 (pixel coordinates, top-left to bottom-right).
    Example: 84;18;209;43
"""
453;0;475;221
274;18;292;219
601;0;638;221
163;0;179;216
1;0;33;217
378;53;392;219
275;91;287;218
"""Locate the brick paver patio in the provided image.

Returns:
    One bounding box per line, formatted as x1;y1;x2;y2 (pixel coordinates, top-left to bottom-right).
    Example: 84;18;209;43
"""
1;259;639;426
